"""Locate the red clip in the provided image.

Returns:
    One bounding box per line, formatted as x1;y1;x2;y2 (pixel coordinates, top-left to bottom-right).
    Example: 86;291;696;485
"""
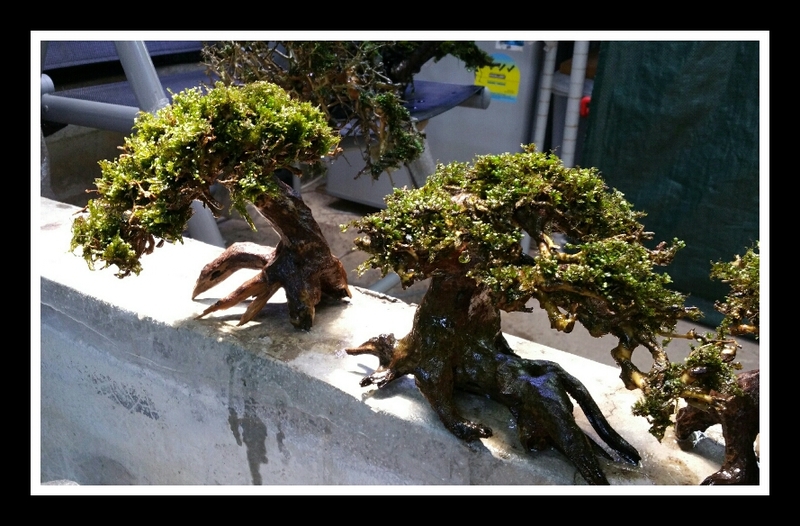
580;96;591;117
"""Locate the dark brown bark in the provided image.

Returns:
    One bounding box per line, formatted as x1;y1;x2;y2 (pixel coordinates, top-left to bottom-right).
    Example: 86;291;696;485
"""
193;177;350;330
347;271;640;485
675;369;760;485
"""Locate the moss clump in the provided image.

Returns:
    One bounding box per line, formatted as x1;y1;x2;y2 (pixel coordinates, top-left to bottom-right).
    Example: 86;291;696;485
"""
712;242;760;337
202;41;495;178
634;244;758;440
350;146;762;441
71;81;338;277
351;146;693;339
633;343;743;441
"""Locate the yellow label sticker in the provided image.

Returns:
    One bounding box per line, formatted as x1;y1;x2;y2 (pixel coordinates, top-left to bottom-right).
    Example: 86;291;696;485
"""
475;53;520;101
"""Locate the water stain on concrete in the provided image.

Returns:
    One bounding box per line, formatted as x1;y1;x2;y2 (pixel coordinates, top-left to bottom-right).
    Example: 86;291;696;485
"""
90;372;159;420
226;354;270;485
274;401;292;464
152;336;171;359
78;455;136;484
228;399;269;485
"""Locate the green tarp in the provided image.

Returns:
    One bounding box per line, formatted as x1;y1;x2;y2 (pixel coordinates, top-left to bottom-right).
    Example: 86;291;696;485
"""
581;41;760;327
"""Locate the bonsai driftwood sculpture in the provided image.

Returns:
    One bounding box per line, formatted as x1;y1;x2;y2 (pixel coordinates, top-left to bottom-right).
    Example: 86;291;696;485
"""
347;274;641;485
71;81;350;329
71;41;492;327
346;146;744;484
674;244;760;485
202;41;494;178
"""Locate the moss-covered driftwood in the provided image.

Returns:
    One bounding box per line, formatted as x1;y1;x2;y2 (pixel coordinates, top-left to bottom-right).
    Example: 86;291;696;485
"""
71;80;350;329
347;272;642;485
674;243;760;485
202;41;495;178
346;145;746;483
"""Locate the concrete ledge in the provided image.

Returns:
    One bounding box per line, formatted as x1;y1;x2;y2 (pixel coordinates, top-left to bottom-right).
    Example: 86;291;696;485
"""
38;197;735;489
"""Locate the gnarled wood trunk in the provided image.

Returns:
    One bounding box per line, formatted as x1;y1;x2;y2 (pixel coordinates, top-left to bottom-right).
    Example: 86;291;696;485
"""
347;272;640;484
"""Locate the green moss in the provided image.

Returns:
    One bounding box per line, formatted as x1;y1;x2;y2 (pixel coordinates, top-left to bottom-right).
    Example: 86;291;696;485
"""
349;147;759;440
631;362;686;441
632;245;758;441
71;200;142;275
350;147;691;335
202;41;495;178
71;81;338;277
711;242;760;337
633;337;744;441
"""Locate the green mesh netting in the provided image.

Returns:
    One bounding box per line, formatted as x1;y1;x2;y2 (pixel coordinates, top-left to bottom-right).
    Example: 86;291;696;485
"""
581;41;760;327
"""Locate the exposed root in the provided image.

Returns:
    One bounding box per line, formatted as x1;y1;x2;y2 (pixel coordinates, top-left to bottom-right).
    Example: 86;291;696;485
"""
346;274;640;484
192;179;350;330
675;369;760;485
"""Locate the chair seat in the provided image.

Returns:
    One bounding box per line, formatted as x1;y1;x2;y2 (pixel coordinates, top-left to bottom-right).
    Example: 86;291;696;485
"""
52;70;218;108
404;80;484;122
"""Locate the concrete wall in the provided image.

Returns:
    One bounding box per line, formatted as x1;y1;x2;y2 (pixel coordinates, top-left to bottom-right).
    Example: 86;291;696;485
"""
38;197;737;490
42;126;129;207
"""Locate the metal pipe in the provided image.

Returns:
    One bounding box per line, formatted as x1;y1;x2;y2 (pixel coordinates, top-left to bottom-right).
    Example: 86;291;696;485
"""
523;41;559;256
369;273;402;294
41;93;140;133
190;201;226;248
532;41;558;150
405;133;437;189
41;73;54;95
560;41;590;168
458;87;492;110
115;41;170;113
